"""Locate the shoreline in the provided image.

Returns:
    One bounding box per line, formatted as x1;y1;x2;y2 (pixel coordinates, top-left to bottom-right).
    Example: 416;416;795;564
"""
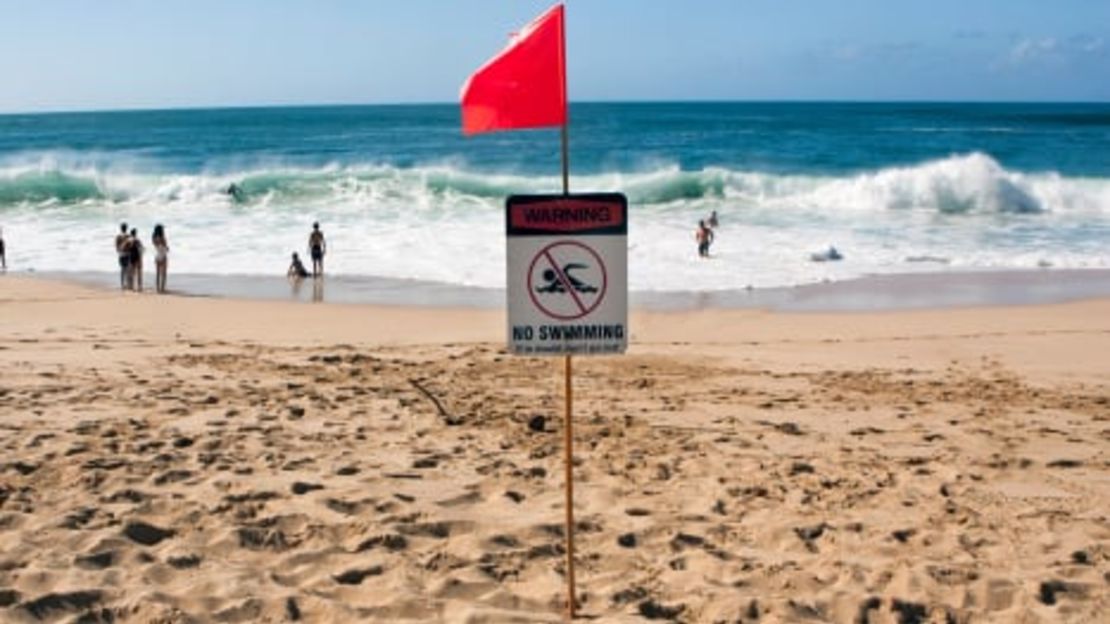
4;273;1110;356
23;266;1110;313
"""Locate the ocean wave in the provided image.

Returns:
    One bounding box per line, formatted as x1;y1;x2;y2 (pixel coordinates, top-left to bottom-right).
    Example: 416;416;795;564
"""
807;152;1049;214
0;152;1106;215
0;170;106;204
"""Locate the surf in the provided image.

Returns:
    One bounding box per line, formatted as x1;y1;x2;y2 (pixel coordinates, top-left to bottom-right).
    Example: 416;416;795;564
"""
1;152;1106;216
2;150;1107;292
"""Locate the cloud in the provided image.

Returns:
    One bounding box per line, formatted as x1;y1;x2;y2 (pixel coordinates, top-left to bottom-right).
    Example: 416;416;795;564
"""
1071;35;1104;53
996;34;1107;70
1008;37;1059;64
813;41;924;65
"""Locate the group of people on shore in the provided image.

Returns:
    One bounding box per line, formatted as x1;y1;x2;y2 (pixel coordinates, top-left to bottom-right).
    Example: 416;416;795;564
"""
109;221;325;294
114;223;169;293
695;210;719;258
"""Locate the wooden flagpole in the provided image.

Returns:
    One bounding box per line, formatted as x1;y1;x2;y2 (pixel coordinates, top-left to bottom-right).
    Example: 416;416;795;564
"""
560;124;576;621
559;7;575;619
563;349;576;620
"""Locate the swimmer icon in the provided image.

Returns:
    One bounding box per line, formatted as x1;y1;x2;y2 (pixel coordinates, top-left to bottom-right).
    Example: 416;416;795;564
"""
535;263;599;294
527;241;607;320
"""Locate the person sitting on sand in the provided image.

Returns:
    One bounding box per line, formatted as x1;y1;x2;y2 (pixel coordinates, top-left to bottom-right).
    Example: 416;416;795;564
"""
115;223;130;289
128;228;144;291
695;219;714;258
152;224;169;294
288;252;310;279
308;222;326;277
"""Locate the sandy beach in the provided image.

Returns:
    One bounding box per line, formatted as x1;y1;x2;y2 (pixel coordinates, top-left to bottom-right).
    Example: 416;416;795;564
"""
1;275;1108;623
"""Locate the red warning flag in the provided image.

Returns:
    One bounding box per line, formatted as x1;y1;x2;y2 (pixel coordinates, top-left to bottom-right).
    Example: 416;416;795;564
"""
460;4;566;135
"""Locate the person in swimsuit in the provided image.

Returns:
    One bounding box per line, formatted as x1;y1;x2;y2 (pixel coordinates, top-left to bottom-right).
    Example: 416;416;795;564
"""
152;224;169;294
128;228;144;291
308;222;326;277
707;210;719;229
287;252;310;279
695;219;714;258
0;226;6;272
115;223;130;289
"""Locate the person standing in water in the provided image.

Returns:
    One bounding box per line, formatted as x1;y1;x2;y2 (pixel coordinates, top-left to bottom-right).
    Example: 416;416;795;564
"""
707;210;719;229
308;222;326;277
695;219;714;258
128;228;144;291
114;223;130;289
152;224;169;294
0;226;6;272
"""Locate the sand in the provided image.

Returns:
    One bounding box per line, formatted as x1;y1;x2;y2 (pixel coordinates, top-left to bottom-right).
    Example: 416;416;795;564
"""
0;275;1107;623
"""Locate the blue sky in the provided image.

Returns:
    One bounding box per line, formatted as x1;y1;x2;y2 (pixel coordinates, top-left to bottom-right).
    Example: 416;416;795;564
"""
0;0;1107;113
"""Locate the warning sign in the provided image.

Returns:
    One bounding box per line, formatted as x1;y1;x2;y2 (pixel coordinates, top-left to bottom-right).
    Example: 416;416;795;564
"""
507;193;627;355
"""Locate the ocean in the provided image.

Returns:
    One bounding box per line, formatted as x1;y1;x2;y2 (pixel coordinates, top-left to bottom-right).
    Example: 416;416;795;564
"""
1;102;1108;293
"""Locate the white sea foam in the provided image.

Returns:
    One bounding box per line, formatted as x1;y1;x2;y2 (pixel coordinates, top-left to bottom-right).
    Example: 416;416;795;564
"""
2;152;1108;291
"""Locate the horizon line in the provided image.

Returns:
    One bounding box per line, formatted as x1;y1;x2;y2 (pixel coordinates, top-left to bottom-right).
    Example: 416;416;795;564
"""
2;97;1109;117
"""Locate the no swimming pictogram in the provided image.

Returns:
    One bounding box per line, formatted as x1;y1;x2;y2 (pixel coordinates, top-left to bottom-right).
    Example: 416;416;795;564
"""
527;240;607;320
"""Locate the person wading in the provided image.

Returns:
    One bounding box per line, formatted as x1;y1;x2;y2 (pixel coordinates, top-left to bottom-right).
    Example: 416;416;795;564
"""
128;228;144;291
308;222;326;277
114;223;130;289
695;219;714;258
152;224;169;294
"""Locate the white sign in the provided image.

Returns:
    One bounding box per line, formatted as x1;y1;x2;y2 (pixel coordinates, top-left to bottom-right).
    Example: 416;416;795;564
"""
507;193;628;356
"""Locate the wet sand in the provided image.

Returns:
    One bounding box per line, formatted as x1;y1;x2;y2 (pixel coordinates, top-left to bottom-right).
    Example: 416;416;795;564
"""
40;267;1110;312
0;275;1107;622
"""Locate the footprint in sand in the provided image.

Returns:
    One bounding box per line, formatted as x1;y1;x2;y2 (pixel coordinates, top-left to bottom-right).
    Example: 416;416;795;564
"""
13;590;105;621
333;565;384;585
123;521;174;546
74;551;116;570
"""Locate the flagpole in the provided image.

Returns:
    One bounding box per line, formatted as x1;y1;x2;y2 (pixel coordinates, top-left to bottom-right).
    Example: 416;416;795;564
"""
558;7;576;617
562;348;575;620
561;125;570;197
560;103;577;624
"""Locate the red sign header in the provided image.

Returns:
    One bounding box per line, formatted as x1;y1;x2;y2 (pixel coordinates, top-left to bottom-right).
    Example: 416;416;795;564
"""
506;193;627;236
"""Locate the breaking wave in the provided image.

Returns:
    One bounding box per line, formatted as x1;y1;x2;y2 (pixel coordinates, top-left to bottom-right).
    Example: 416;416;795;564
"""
1;152;1106;215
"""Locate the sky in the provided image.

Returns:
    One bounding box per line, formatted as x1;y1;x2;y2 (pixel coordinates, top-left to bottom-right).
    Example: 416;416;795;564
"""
0;0;1107;113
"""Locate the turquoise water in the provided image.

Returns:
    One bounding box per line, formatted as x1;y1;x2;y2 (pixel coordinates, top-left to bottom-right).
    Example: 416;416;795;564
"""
1;102;1108;290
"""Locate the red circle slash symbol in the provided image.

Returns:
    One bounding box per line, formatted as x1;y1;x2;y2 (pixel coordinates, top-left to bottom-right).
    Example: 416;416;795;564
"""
527;241;607;320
